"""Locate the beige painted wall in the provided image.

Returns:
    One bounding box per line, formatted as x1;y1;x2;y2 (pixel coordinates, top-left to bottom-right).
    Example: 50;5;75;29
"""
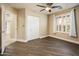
17;8;48;41
10;9;17;40
17;9;25;41
48;6;79;42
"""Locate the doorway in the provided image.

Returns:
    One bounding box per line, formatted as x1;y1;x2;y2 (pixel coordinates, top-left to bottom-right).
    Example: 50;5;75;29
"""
27;16;40;41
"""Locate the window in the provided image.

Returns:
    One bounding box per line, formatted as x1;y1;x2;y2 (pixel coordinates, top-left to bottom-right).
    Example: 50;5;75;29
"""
55;13;71;33
56;16;62;32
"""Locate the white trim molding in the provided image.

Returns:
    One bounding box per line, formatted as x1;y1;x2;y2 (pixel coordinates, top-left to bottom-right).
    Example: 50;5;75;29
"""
17;39;27;42
17;35;48;42
40;35;48;38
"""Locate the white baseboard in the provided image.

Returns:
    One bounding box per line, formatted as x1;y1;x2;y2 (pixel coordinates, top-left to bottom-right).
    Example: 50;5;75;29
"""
17;39;27;42
16;35;79;45
22;35;48;42
26;36;48;42
40;35;48;38
48;35;79;45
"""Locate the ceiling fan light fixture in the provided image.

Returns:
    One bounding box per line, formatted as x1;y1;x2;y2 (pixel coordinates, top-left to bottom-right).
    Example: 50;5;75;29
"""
45;7;51;11
49;9;51;12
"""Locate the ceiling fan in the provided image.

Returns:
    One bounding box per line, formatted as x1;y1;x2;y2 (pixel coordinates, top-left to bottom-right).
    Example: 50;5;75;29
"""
36;3;62;12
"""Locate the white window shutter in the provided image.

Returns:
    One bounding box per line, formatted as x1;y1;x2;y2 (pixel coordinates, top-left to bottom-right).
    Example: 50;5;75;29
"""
53;15;56;33
69;9;77;37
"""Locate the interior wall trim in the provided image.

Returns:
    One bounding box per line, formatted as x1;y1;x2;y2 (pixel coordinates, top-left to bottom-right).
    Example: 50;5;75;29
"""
17;35;79;45
40;35;48;38
17;35;48;42
17;39;27;42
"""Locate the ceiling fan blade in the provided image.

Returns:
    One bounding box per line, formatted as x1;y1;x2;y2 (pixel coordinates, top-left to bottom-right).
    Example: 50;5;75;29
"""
37;5;46;8
40;9;45;12
47;3;53;6
52;6;62;9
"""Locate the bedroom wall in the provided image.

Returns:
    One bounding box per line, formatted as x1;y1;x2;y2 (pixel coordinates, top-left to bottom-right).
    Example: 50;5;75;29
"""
48;6;79;43
17;8;48;41
17;8;25;41
25;9;48;39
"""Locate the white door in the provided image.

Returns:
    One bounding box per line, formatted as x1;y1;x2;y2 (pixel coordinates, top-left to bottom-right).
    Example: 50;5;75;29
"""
27;16;39;41
2;10;17;54
2;10;9;54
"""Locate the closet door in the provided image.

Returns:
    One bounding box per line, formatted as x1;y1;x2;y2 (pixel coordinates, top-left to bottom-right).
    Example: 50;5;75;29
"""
27;16;39;41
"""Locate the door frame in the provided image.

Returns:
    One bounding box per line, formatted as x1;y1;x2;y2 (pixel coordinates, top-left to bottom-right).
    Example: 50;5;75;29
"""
1;5;4;54
0;5;2;54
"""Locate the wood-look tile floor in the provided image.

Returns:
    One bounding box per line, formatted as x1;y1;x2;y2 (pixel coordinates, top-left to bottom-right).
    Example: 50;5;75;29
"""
4;37;79;56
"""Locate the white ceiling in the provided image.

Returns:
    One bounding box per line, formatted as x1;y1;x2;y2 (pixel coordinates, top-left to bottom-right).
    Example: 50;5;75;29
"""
6;3;79;14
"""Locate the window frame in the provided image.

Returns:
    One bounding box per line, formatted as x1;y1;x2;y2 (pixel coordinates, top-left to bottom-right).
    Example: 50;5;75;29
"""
55;12;71;34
